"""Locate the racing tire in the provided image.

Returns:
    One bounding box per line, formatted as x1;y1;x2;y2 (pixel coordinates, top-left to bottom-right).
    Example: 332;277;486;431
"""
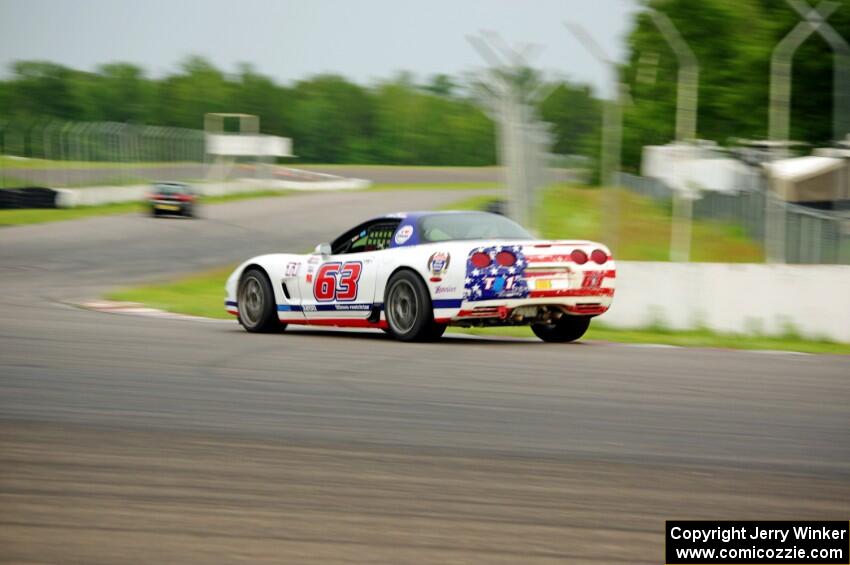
531;315;591;343
237;268;285;333
384;270;437;342
424;322;447;340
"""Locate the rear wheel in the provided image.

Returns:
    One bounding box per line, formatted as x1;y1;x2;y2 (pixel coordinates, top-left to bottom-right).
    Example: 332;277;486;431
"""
531;315;590;343
384;270;438;342
237;268;285;333
424;322;447;340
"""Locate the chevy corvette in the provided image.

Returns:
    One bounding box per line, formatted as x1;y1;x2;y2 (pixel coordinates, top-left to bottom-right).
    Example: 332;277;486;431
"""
225;211;615;342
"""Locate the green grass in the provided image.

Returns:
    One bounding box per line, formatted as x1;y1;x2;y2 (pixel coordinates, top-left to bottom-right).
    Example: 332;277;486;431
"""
440;194;502;210
107;266;237;319
0;156;197;169
0;183;498;227
104;266;849;355
446;326;850;355
444;184;764;262
0;189;295;226
0;202;145;226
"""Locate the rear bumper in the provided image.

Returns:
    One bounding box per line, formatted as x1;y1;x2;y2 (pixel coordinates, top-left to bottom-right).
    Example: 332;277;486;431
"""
150;200;192;213
443;294;614;325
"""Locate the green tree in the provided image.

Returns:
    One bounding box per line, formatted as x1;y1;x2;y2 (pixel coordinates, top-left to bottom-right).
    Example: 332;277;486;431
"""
620;0;850;170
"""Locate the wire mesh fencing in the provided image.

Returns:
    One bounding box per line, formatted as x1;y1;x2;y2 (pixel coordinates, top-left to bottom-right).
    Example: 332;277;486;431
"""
0;120;207;189
619;172;850;264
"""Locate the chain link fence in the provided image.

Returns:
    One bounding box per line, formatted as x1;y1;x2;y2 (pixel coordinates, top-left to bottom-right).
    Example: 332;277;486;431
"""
619;172;850;264
0;119;207;189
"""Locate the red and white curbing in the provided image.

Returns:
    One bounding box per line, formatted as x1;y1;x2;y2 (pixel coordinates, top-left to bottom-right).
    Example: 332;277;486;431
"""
75;300;813;354
77;300;225;322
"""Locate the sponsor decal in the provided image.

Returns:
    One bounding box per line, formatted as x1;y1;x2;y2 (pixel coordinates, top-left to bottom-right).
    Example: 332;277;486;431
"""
313;261;363;302
307;255;320;274
464;245;529;301
427;252;451;276
285;261;300;277
582;271;605;289
394;225;414;245
434;285;457;294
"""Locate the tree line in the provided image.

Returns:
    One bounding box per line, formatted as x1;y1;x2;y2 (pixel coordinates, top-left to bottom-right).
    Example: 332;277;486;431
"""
622;0;850;169
0;57;598;166
1;0;846;170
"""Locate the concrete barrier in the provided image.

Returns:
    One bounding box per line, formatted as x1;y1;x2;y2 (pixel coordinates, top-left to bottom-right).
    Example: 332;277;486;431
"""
603;262;850;343
58;177;372;207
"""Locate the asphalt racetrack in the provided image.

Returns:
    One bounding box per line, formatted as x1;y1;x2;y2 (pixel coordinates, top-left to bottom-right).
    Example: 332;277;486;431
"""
1;189;848;563
4;164;506;186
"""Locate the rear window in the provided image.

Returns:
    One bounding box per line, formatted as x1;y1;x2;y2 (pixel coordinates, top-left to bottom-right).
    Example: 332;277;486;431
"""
419;212;532;243
154;184;190;195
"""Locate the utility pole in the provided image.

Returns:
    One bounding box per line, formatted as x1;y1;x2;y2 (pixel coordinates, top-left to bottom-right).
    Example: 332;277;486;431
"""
649;10;700;262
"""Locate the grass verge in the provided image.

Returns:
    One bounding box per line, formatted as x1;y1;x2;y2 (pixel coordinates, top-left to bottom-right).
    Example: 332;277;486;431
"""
105;267;849;355
0;183;499;227
443;184;764;262
107;266;236;319
0;202;145;226
0;157;198;170
0;190;294;227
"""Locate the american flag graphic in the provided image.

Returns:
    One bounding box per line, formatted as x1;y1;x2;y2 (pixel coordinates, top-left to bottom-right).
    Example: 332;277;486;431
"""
464;245;529;302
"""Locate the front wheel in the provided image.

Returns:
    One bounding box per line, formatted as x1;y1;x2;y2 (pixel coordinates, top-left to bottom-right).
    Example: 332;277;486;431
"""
237;268;285;333
531;315;591;343
384;270;438;342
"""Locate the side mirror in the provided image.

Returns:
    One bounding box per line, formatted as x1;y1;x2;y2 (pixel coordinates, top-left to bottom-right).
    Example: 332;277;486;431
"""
314;242;331;256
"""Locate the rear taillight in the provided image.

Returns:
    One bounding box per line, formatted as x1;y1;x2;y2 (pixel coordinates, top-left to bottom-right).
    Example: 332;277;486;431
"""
177;194;193;202
591;249;608;264
570;249;588;265
495;251;516;267
470;252;492;268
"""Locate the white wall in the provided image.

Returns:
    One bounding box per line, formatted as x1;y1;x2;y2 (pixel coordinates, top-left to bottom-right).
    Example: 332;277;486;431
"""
603;262;850;343
55;176;371;207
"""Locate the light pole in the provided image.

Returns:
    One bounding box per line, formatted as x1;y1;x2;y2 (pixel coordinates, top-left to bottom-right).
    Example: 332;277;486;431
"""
649;10;700;262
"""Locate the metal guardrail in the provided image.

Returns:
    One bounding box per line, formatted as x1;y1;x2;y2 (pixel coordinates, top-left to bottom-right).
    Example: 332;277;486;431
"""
619;172;850;264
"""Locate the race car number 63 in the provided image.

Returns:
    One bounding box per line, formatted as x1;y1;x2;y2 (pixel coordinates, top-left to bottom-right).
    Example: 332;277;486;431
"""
314;261;363;302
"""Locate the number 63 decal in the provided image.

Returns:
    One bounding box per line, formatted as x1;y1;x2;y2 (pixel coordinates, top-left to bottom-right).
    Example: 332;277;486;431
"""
313;261;362;302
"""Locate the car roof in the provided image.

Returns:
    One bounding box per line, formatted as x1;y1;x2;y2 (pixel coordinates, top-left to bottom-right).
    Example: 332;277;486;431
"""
371;210;493;222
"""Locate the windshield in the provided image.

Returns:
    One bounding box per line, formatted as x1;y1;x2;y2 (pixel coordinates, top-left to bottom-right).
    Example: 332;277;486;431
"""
419;212;532;243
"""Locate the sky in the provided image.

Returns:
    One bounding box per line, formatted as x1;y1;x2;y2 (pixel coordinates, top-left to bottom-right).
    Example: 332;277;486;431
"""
0;0;640;97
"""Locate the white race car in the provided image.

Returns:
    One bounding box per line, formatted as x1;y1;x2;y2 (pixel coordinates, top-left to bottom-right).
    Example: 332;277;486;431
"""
225;211;615;342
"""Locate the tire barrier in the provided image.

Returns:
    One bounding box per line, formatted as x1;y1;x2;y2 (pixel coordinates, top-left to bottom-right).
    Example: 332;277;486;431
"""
0;187;59;209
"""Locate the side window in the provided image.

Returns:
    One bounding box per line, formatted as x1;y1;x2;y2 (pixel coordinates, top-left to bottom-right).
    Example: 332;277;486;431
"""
331;220;401;255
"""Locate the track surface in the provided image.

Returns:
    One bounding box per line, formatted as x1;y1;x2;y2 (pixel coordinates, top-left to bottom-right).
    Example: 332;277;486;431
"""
1;189;848;563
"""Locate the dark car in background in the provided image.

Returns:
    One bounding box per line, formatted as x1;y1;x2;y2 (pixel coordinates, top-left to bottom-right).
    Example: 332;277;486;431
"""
148;182;197;218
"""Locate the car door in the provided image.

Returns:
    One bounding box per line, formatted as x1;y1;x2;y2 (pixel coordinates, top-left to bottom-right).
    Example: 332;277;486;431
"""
298;220;398;324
